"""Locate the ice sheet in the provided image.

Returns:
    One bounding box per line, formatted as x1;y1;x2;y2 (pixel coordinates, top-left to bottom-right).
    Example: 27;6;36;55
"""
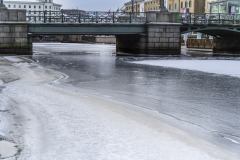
132;60;240;78
0;60;238;160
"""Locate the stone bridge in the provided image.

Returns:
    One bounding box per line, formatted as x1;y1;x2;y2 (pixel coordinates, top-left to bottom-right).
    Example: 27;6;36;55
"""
1;7;240;55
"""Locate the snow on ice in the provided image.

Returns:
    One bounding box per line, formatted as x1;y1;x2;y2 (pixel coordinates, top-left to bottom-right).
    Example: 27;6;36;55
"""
132;60;240;78
0;59;239;160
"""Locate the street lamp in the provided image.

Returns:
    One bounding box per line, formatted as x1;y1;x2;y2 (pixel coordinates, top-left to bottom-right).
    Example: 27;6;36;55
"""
159;0;167;12
0;0;6;8
131;0;134;14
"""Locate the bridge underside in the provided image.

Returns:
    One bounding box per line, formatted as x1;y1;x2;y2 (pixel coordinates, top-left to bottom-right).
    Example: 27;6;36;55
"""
28;23;145;35
181;24;240;54
29;23;182;56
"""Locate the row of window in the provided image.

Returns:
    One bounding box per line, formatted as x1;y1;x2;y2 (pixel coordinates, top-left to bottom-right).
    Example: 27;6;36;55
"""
180;1;192;8
7;4;60;10
145;7;159;11
126;4;141;11
145;0;159;5
169;3;178;10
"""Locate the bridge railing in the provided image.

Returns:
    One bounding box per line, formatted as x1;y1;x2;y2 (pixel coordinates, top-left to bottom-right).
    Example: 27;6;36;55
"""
26;11;146;24
180;13;240;25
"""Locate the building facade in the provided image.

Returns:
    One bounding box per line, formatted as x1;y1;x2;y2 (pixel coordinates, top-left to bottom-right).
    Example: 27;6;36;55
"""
168;0;180;12
144;0;160;11
124;0;180;13
208;0;240;14
180;0;205;13
4;0;62;11
124;0;145;12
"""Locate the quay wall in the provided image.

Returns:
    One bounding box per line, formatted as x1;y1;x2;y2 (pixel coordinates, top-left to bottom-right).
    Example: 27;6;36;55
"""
0;8;32;55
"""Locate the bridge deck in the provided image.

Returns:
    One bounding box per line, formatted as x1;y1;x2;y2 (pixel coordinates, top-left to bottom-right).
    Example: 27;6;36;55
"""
28;23;145;35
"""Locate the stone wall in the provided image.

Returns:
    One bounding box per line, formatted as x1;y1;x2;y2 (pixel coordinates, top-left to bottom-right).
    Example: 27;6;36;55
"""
213;37;240;54
116;11;181;56
146;23;181;55
0;9;26;21
95;36;116;44
0;8;32;55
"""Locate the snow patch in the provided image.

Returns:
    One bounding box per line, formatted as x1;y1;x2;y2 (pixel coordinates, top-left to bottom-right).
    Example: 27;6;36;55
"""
0;60;238;160
132;60;240;78
13;62;30;68
3;56;23;63
0;140;19;159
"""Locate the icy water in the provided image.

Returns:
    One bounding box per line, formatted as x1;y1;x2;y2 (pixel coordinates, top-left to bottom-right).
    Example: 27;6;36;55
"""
33;43;240;154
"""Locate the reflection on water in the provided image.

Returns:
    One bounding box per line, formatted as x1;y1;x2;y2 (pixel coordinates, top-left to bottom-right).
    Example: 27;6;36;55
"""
33;43;240;154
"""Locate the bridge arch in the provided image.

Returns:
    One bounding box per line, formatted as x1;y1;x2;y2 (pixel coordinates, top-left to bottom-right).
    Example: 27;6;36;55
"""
180;25;240;54
181;25;240;37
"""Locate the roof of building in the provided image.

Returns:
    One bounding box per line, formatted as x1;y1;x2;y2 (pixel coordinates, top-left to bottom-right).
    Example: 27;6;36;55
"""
124;0;144;6
4;0;62;6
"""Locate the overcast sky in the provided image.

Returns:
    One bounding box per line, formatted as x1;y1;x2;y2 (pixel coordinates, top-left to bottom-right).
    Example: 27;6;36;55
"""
54;0;128;11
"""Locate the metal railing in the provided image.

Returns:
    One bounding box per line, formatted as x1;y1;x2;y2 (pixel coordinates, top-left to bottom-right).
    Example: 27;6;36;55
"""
26;11;240;25
26;11;146;24
179;13;240;25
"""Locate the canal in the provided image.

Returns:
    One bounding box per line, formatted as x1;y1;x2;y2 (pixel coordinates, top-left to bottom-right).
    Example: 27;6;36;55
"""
33;43;240;155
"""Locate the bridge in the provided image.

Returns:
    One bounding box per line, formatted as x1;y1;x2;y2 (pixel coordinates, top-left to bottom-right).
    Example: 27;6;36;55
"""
1;8;240;55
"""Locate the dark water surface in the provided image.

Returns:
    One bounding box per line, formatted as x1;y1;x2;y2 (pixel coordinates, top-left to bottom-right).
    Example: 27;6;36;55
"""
33;43;240;154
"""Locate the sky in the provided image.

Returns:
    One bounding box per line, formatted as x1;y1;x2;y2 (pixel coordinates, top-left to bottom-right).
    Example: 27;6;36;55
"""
53;0;128;11
5;0;129;11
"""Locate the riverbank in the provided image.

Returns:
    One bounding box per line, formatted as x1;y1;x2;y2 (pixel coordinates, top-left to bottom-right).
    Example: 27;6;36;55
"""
0;56;239;160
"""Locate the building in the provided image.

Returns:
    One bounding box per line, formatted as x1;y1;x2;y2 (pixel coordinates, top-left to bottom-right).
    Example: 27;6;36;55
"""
180;0;205;13
144;0;160;11
208;0;240;14
124;0;180;12
124;0;145;12
4;0;62;11
168;0;180;12
205;0;217;13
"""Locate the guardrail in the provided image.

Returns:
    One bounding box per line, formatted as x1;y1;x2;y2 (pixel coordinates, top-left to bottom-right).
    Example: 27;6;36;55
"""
180;13;240;25
27;11;240;25
26;11;146;24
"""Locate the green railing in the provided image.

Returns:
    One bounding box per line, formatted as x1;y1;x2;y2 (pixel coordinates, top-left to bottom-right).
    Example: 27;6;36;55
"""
179;13;240;25
26;11;240;25
26;11;146;24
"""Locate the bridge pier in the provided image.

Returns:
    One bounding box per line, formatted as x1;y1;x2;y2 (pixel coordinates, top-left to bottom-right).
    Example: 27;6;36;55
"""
116;12;181;56
0;7;32;55
213;37;240;55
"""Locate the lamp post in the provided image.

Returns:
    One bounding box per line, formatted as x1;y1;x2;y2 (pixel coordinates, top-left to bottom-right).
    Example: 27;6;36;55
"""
0;0;6;8
160;0;167;12
131;0;134;14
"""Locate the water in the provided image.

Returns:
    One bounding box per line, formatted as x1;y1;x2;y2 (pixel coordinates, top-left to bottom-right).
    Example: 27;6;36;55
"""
33;43;240;154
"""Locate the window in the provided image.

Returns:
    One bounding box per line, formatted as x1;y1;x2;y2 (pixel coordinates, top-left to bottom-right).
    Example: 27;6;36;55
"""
175;3;177;10
8;5;10;8
29;5;31;8
39;6;41;9
19;5;21;8
24;5;26;8
181;2;183;8
169;4;171;10
189;0;192;8
34;5;36;9
49;6;51;9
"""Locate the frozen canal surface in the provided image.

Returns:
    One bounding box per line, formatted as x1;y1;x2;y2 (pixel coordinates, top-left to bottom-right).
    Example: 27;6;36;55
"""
33;43;240;155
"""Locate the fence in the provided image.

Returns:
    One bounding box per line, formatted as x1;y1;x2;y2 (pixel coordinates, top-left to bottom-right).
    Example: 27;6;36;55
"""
187;39;214;49
26;11;146;23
